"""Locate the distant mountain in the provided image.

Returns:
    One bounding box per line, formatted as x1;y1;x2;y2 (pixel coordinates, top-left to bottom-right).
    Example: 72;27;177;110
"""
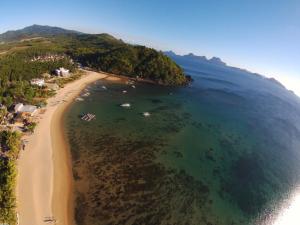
164;51;286;90
0;24;82;42
267;77;286;89
164;51;227;66
209;57;227;66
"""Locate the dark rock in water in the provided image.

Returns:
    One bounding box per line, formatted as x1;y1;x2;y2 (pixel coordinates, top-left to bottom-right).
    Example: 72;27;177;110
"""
182;112;191;119
191;121;203;129
205;148;216;162
173;151;183;158
73;170;81;180
185;75;193;83
213;168;220;176
114;117;126;123
149;98;163;104
150;105;169;112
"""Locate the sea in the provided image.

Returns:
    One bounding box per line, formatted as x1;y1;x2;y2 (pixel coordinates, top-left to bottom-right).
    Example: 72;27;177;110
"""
64;59;300;225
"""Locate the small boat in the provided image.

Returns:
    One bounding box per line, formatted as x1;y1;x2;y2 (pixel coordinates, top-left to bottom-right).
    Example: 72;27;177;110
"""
76;97;84;101
82;92;90;97
120;103;131;108
102;85;107;90
44;216;57;224
131;85;136;89
81;113;96;121
122;90;127;93
143;112;151;117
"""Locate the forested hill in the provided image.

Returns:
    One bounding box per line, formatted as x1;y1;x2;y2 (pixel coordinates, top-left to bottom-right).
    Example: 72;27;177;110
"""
0;25;188;86
0;24;81;42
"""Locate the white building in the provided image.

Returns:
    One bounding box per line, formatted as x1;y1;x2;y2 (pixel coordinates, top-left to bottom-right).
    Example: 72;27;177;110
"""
14;103;37;116
55;67;70;77
30;78;45;87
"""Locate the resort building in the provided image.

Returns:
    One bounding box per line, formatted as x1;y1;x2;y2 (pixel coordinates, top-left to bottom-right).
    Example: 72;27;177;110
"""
55;67;70;77
30;54;66;62
30;78;45;87
14;103;37;116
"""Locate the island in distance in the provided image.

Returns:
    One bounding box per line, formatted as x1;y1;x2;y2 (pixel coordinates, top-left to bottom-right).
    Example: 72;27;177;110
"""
164;50;288;91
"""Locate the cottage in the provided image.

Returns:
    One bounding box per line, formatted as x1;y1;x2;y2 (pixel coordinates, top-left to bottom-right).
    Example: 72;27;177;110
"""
30;78;45;87
55;67;70;77
14;103;37;116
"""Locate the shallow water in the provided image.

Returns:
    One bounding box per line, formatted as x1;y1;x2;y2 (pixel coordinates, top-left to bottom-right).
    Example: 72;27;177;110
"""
65;63;300;225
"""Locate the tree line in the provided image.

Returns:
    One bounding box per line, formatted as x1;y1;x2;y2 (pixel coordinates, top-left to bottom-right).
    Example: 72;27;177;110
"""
0;130;20;225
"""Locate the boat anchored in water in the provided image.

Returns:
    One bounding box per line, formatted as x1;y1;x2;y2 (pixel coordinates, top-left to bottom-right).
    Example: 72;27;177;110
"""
143;112;151;117
76;97;84;101
81;113;96;121
120;103;131;108
82;92;90;97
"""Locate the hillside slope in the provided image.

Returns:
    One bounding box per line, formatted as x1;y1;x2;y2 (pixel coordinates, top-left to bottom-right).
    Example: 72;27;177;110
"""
0;25;188;86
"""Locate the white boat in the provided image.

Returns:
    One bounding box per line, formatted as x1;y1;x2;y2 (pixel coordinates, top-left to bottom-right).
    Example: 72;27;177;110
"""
131;85;136;89
120;103;131;108
143;112;151;117
102;85;107;90
122;90;127;93
76;97;84;101
82;92;90;97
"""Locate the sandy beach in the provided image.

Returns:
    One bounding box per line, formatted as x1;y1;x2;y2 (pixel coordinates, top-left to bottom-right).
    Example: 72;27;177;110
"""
17;70;110;225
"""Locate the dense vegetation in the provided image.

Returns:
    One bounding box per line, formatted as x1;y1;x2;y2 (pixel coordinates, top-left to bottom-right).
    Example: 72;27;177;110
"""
0;130;21;225
0;45;75;106
54;32;188;85
76;45;187;85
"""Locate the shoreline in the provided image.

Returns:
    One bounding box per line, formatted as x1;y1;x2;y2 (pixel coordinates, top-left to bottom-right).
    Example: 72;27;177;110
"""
51;91;74;225
17;70;115;225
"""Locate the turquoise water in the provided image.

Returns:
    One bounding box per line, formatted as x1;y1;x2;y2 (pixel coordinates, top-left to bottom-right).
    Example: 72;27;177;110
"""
65;64;300;225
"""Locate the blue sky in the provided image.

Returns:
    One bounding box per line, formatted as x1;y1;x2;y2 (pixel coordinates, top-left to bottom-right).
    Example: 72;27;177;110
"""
1;0;300;93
